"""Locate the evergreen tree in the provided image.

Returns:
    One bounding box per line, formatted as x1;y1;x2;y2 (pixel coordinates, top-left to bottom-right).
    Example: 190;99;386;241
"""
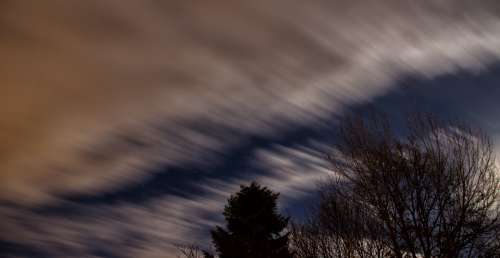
209;182;293;258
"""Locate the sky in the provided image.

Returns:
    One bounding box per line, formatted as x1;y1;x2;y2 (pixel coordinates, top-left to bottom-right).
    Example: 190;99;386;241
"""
2;0;500;257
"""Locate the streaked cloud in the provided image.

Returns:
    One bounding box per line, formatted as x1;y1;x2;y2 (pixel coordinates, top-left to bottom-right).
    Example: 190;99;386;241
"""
0;143;332;258
2;0;500;257
2;0;500;204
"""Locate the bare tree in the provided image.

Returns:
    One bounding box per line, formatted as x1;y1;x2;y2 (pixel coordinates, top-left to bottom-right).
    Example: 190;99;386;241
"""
291;189;391;258
292;113;500;258
177;245;212;258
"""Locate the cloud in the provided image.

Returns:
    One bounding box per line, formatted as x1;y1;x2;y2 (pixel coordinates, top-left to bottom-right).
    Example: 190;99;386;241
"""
3;137;495;257
2;0;500;204
0;142;334;258
0;0;500;206
3;1;500;257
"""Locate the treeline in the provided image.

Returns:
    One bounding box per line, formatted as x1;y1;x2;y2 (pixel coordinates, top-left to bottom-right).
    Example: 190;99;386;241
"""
178;114;500;258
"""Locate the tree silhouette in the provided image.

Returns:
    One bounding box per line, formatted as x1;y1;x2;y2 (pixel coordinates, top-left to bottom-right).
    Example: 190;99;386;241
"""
176;245;213;258
209;182;293;258
291;113;500;258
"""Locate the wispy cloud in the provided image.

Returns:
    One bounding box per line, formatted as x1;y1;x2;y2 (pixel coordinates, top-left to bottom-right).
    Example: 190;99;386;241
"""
2;0;500;204
0;142;333;258
2;0;500;257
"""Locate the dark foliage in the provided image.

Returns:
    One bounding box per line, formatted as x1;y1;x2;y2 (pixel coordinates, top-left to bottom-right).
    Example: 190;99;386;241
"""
209;182;293;258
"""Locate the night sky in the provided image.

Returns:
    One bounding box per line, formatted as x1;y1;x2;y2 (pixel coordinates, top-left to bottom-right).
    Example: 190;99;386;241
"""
2;1;500;257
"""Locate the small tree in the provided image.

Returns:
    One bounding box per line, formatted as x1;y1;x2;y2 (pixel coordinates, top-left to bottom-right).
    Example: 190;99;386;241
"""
292;113;500;258
176;245;211;258
209;182;293;258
